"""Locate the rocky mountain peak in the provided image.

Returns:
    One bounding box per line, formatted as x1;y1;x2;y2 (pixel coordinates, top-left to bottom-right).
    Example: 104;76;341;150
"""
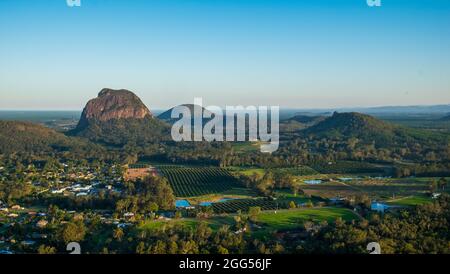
76;88;152;129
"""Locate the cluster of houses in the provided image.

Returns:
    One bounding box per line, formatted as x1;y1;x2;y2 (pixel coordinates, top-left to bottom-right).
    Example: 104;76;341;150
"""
0;203;26;218
46;163;159;196
28;165;126;197
49;181;121;197
0;199;146;254
0;162;165;254
0;202;50;254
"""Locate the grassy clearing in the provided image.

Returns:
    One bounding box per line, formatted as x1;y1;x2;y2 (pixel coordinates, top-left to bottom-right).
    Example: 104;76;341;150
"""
138;218;198;231
274;189;319;205
231;168;266;177
138;216;237;232
137;207;358;238
257;207;358;231
386;195;433;206
230;142;261;153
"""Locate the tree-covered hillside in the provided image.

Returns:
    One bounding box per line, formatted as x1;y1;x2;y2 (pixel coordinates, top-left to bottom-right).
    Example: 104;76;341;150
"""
0;121;110;160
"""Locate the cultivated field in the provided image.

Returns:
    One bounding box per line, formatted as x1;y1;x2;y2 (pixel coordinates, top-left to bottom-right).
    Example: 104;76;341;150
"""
212;198;283;213
301;177;450;201
159;166;241;197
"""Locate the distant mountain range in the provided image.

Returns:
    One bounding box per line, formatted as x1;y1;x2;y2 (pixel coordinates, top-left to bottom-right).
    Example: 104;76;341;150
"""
285;104;450;118
2;104;450;123
1;88;448;156
284;115;325;124
158;104;213;124
355;105;450;114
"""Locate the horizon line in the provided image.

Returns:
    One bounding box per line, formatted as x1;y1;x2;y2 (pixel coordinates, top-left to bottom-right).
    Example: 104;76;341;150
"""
1;103;450;112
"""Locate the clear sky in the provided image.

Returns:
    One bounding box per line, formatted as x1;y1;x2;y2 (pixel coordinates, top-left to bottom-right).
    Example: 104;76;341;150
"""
0;0;449;110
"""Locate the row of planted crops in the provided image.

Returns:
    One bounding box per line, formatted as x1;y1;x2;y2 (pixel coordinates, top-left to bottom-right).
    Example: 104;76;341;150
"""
159;166;240;197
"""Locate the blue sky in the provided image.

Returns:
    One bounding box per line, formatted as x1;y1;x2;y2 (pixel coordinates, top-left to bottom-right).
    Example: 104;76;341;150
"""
0;0;449;110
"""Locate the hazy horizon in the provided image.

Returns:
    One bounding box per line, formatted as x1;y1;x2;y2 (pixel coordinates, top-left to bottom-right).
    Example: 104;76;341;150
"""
1;102;450;112
1;0;450;109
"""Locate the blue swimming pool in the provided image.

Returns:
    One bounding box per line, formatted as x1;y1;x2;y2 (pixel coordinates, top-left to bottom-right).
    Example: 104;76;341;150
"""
175;200;191;208
371;202;390;212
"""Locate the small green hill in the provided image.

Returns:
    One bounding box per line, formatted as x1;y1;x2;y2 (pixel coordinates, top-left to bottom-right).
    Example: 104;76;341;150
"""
158;104;213;124
0;120;103;156
302;112;448;146
281;115;325;132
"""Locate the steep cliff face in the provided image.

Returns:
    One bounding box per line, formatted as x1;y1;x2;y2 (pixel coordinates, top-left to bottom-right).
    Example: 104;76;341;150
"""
77;88;152;129
72;88;169;146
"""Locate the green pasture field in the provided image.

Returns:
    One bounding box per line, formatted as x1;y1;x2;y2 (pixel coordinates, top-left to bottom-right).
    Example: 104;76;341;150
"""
137;207;358;235
257;207;358;231
386;195;433;206
138;218;199;231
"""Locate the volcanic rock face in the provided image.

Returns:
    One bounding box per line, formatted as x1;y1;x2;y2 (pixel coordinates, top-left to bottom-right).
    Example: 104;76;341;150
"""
77;88;152;129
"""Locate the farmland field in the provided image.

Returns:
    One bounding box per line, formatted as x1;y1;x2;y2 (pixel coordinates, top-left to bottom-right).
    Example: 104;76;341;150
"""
300;177;450;201
344;177;449;198
159;166;241;197
311;161;387;174
301;181;362;198
212;198;286;213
